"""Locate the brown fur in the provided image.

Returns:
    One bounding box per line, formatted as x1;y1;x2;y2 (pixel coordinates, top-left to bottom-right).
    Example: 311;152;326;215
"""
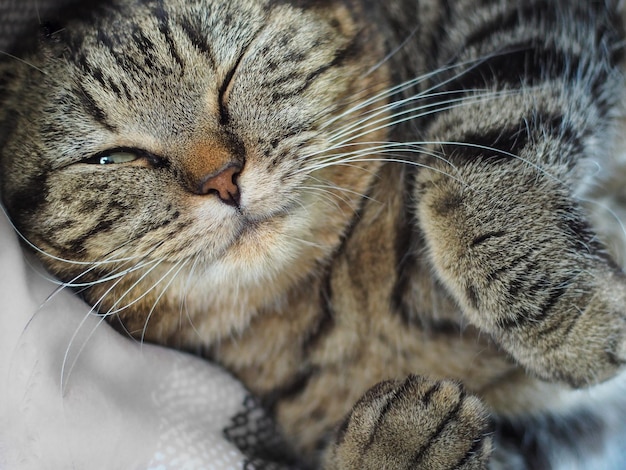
2;0;626;468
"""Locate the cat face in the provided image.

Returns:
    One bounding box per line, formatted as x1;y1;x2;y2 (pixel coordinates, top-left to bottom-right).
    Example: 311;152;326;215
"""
0;0;390;342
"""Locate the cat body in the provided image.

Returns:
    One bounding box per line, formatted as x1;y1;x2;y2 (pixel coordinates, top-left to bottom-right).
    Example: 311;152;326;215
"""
2;0;626;468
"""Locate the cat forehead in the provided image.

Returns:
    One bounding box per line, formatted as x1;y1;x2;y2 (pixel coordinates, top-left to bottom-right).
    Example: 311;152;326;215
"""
20;0;367;164
42;0;356;107
55;0;350;53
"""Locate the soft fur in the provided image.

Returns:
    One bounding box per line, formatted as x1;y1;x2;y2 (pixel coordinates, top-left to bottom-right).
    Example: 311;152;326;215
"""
2;0;626;468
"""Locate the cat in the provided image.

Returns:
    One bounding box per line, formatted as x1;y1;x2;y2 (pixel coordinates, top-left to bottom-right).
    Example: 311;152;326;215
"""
2;0;626;468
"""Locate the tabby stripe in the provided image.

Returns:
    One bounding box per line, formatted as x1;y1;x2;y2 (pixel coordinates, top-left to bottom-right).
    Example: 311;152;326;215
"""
327;160;378;266
429;0;453;63
407;388;466;469
74;50;132;99
526;275;551;299
96;28;115;52
535;282;568;316
179;17;216;65
271;33;364;102
420;381;441;406
465;285;480;310
487;251;531;284
301;275;335;354
69;219;114;254
445;112;581;165
442;124;528;163
361;382;404;452
470;230;506;248
363;377;436;456
261;366;318;413
334;411;352;446
445;41;582;92
75;83;116;132
496;278;568;331
219;52;246;125
534;308;578;342
451;435;489;470
391;166;417;323
496;309;529;331
507;265;548;299
460;1;552;52
130;25;156;53
151;2;186;71
106;78;123;99
94;29;149;79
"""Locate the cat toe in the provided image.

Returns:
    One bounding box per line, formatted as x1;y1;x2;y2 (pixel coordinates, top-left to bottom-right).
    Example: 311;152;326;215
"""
323;375;492;470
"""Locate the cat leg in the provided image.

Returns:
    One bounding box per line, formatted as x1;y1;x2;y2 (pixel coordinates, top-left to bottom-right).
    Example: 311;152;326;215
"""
408;0;626;388
415;131;626;388
322;375;492;470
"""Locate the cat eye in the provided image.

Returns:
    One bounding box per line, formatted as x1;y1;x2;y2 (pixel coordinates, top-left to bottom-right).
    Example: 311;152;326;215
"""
81;148;168;168
85;151;140;165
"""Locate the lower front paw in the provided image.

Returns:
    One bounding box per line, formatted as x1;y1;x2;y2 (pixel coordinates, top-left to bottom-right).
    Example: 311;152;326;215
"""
323;375;493;469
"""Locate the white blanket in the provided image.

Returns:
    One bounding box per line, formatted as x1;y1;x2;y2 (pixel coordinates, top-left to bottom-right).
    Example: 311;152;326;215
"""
0;208;259;469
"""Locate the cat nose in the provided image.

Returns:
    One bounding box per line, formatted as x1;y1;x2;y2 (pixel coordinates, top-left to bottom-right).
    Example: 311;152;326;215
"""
198;163;242;207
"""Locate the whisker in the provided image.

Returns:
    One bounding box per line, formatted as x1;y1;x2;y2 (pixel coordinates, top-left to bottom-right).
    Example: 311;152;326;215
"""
1;205;142;267
324;89;491;143
364;26;419;76
180;254;206;344
300;185;351;212
100;259;173;317
59;265;137;393
61;256;188;389
299;141;459;176
421;140;566;185
326;90;521;149
60;312;111;395
306;176;378;201
322;50;523;131
0;51;46;74
39;240;169;315
306;155;462;183
140;259;190;345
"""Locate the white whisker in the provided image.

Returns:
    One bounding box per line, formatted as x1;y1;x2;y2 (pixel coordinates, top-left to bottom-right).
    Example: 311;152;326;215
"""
0;51;46;74
326;90;521;149
140;259;190;345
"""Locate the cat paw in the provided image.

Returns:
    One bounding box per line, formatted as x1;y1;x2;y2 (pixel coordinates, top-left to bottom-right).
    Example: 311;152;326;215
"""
323;375;493;470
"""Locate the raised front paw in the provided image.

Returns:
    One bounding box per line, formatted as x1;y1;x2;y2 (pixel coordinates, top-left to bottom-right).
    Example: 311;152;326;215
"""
323;375;492;470
417;162;626;388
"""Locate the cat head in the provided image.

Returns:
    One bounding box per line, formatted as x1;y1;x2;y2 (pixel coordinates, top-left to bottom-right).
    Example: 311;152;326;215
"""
0;0;390;343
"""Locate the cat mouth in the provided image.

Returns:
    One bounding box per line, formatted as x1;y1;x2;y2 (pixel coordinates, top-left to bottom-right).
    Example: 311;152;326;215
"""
228;208;291;249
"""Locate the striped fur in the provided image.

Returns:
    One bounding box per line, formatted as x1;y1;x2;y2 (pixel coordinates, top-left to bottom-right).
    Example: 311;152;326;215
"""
2;0;626;468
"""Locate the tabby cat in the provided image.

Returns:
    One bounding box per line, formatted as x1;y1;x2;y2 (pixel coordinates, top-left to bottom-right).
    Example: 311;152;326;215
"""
2;0;626;468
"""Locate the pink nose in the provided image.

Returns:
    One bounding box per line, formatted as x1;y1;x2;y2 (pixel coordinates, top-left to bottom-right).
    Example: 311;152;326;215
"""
199;163;242;207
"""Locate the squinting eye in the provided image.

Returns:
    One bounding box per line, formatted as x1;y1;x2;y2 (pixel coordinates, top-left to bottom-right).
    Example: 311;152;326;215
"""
82;148;167;168
91;151;139;165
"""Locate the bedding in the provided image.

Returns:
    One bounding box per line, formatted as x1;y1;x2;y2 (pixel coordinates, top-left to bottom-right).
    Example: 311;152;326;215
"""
0;208;258;469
